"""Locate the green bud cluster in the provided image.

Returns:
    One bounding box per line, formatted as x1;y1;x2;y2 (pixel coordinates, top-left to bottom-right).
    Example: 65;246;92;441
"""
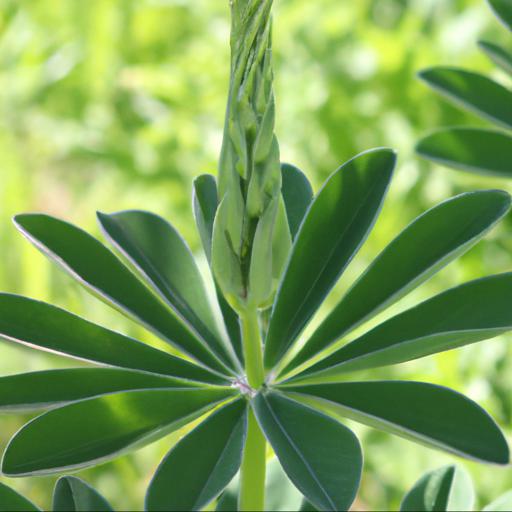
213;0;291;312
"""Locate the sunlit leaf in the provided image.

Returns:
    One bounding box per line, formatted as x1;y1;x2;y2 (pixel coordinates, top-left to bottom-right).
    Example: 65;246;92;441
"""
488;0;512;30
2;387;235;476
0;294;225;385
146;399;247;511
483;490;512;511
264;149;396;370
253;391;362;511
285;381;509;463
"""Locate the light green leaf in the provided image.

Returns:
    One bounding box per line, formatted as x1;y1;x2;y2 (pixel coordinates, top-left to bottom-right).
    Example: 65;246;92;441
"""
417;128;512;178
295;273;512;379
145;399;247;511
418;68;512;129
400;465;474;512
264;148;396;370
483;490;512;511
0;368;189;412
281;163;314;240
253;391;362;511
284;381;509;464
97;210;233;369
488;0;512;30
2;387;235;476
53;476;113;512
192;174;244;365
479;40;512;74
0;294;225;385
0;482;40;512
284;190;510;375
14;214;229;375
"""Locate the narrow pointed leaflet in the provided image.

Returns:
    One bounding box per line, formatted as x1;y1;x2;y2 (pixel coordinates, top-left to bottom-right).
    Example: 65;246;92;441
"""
53;476;114;512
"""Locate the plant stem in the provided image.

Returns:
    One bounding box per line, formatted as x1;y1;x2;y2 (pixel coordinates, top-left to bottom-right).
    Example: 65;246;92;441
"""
239;408;267;511
241;307;265;388
239;307;266;511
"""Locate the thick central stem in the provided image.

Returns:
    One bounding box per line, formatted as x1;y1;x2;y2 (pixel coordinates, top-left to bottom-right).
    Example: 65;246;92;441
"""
239;308;266;511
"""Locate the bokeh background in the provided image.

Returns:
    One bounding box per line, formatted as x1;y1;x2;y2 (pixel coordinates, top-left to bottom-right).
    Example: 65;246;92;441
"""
1;0;512;509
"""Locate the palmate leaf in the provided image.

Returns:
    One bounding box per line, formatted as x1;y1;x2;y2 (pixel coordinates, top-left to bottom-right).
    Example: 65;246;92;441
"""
0;294;225;385
284;382;509;464
0;482;40;512
400;465;474;512
145;399;247;511
417;129;512;178
253;391;362;512
0;368;189;412
192;174;244;365
53;476;113;512
14;214;231;376
97;210;234;370
418;68;512;129
283;189;511;375
264;148;396;370
2;387;235;476
293;273;512;381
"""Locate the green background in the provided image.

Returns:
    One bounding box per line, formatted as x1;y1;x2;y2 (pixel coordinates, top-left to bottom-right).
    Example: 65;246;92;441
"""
0;0;511;509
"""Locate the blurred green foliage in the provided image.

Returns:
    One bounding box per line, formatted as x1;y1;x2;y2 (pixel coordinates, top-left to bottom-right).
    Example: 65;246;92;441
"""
1;0;511;510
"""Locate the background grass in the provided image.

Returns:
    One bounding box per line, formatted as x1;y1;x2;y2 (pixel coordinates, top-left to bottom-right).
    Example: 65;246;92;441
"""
1;0;512;509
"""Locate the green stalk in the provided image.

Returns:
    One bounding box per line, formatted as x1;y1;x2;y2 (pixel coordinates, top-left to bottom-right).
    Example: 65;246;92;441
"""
239;308;266;511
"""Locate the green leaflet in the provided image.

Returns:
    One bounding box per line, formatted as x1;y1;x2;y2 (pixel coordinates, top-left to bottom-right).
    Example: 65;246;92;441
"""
294;273;512;380
264;148;396;370
192;174;244;365
53;476;113;512
416;129;512;178
400;465;474;512
284;381;509;464
2;387;235;476
0;293;225;385
0;368;189;412
281;163;314;240
479;41;512;75
0;482;40;512
145;399;247;511
97;210;233;369
253;391;362;511
489;0;512;30
418;68;512;129
284;190;511;375
14;213;229;375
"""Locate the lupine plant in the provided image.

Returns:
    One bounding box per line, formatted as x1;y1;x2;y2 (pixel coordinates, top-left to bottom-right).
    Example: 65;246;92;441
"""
401;464;512;512
417;0;512;177
1;1;512;511
0;476;113;512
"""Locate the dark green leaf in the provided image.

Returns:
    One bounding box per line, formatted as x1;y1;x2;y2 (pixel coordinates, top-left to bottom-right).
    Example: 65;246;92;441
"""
0;294;225;385
418;68;512;129
0;368;189;412
295;273;512;380
216;489;238;511
0;482;40;512
417;128;512;178
281;163;314;240
145;399;247;511
192;174;244;365
483;490;512;511
400;465;474;512
284;190;510;375
14;214;230;375
479;40;512;74
2;387;235;476
284;381;509;464
264;149;396;370
488;0;512;30
253;391;362;511
53;476;113;512
98;210;234;369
